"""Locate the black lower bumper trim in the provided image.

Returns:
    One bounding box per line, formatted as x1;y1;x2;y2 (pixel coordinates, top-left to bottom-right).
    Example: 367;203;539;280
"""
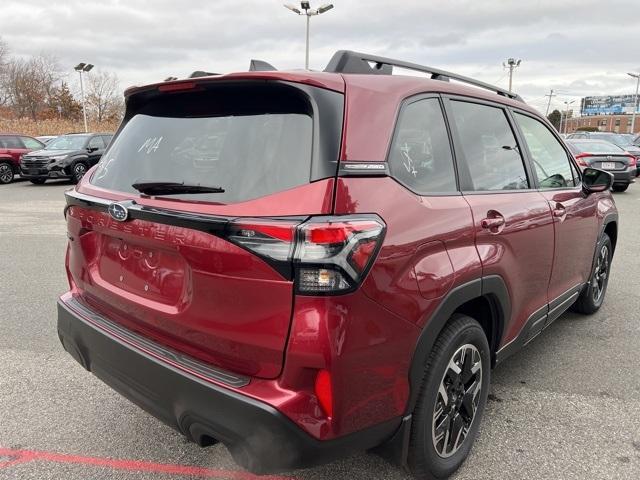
57;298;400;474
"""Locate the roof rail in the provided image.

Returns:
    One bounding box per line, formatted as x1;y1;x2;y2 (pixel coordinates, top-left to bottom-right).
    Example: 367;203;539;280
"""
324;50;524;102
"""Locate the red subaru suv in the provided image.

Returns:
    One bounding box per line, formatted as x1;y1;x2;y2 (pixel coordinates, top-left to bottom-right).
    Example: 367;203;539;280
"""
57;51;618;479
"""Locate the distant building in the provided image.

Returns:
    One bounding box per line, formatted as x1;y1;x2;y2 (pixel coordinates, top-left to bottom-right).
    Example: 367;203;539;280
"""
560;95;640;134
563;114;638;134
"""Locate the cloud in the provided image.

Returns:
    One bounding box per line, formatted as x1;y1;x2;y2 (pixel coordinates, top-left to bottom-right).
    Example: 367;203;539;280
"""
1;0;637;115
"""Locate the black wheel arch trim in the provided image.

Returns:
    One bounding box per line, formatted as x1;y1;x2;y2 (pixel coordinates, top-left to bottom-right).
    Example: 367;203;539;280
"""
405;274;510;417
380;275;510;468
601;213;618;251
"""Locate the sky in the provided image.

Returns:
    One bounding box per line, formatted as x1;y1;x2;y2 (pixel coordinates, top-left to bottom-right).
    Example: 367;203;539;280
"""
1;0;638;115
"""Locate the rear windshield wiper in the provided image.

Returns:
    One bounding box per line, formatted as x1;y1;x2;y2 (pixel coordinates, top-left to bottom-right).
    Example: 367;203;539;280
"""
132;181;225;195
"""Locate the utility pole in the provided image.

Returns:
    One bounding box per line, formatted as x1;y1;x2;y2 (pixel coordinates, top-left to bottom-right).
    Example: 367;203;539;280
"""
284;2;334;70
544;89;556;116
563;100;575;134
503;58;522;93
628;72;640;134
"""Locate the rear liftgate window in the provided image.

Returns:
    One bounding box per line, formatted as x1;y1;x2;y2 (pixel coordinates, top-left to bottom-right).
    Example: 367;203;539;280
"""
91;84;315;203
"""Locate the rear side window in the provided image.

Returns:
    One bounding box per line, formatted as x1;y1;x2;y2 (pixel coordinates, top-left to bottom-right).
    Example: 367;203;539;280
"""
450;101;529;191
88;136;105;149
0;136;23;149
388;98;457;194
91;84;317;204
514;112;575;188
101;135;113;147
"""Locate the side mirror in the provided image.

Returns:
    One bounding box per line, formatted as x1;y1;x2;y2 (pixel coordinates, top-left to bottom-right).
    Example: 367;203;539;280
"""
582;167;613;194
87;146;98;153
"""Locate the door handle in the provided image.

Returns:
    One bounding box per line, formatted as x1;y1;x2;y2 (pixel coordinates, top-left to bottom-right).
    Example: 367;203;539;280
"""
480;211;506;231
551;202;566;218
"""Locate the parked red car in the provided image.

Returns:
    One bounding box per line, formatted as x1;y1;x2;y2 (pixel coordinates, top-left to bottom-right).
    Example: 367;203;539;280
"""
57;51;618;479
0;134;45;184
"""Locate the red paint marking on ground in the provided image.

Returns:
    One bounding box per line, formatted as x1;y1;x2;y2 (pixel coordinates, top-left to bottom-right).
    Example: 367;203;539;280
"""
0;447;294;480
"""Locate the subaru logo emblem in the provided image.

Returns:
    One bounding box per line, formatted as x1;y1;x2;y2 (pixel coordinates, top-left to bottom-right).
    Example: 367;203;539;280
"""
108;202;129;222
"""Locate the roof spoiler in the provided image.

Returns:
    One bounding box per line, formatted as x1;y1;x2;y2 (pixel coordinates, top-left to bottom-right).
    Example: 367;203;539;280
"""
324;50;524;102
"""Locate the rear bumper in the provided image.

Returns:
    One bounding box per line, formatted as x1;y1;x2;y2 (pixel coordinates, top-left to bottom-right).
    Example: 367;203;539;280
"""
610;168;636;185
56;296;399;474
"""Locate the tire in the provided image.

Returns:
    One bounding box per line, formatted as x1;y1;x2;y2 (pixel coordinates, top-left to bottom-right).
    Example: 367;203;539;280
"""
0;162;14;184
612;184;628;192
572;233;613;314
29;178;46;185
407;315;490;480
70;162;88;184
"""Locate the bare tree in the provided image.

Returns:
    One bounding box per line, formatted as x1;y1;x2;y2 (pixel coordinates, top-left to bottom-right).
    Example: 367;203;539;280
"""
2;53;61;120
85;70;123;123
0;37;10;106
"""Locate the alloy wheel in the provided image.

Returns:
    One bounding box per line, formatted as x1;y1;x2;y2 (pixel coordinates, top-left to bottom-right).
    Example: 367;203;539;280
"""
592;244;609;303
0;163;13;184
432;344;483;458
74;163;87;181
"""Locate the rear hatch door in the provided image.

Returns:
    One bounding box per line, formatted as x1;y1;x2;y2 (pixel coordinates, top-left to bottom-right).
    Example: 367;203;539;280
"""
66;79;344;379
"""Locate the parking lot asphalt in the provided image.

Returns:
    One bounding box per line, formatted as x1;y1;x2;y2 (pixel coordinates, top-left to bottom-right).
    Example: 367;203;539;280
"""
0;178;639;480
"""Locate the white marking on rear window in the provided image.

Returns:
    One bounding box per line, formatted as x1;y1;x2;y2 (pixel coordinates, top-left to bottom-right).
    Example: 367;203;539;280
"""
138;137;163;154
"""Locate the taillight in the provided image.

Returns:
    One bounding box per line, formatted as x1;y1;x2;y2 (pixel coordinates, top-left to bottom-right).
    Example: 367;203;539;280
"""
227;219;298;262
225;215;386;295
627;155;637;167
294;218;385;294
574;154;589;167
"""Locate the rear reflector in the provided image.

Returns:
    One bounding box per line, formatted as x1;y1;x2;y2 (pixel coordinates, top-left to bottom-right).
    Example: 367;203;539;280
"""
314;370;333;417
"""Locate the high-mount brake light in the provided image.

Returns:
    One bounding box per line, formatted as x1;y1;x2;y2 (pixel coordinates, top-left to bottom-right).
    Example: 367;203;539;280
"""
158;82;197;92
225;216;386;295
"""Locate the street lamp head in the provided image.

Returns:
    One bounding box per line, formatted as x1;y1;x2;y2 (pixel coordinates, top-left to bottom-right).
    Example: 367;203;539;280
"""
74;62;86;71
284;3;301;13
628;72;640;79
317;3;334;14
83;64;94;72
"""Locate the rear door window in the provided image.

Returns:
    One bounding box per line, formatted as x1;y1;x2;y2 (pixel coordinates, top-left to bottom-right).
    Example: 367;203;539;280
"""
92;85;316;204
388;98;457;194
88;136;105;150
449;101;529;191
514;112;576;188
0;136;24;149
20;137;44;150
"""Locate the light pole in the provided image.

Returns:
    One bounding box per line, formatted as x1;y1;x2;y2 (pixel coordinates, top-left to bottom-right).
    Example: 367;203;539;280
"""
284;2;334;69
563;100;575;134
628;72;640;134
503;58;521;93
74;62;94;133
